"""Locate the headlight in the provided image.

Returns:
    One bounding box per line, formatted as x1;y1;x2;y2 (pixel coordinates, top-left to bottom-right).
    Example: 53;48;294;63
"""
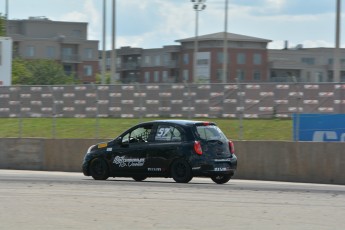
87;145;95;153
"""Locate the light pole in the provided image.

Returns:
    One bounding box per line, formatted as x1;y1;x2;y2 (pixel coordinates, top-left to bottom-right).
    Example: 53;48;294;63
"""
5;0;9;35
101;0;107;85
111;0;117;84
222;0;228;83
334;0;341;82
191;0;206;83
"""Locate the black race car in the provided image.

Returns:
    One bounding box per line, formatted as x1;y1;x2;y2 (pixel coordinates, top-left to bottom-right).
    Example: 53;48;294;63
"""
82;120;237;184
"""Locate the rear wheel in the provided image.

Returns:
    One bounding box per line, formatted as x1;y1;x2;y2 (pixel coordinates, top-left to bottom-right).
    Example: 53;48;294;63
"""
211;174;231;184
132;176;147;182
171;159;193;183
89;158;109;180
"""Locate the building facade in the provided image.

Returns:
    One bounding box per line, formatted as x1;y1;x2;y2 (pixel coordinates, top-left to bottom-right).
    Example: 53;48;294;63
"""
106;35;345;84
7;16;344;85
7;17;99;83
102;32;271;84
269;46;345;83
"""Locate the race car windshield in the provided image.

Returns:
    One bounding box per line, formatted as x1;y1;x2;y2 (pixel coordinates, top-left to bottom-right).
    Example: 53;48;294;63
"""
196;125;227;141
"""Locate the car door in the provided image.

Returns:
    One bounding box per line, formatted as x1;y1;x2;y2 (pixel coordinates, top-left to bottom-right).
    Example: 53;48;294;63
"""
111;124;153;175
145;124;185;174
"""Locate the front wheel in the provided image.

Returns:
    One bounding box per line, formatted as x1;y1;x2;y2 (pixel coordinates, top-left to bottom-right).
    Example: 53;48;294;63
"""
89;158;109;180
171;159;193;183
211;174;232;184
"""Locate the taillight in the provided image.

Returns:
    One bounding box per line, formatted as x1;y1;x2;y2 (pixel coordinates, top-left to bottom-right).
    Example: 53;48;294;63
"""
228;140;235;154
194;141;203;155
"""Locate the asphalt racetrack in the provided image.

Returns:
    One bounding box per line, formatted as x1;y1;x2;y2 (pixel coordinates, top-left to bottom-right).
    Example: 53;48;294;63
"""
1;170;345;230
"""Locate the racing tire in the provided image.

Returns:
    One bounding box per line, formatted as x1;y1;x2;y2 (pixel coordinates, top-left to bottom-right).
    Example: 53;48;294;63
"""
211;174;232;184
132;176;147;182
171;159;193;183
89;158;109;180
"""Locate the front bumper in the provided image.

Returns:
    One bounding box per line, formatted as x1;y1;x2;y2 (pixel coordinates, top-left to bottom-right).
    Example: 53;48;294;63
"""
82;154;93;176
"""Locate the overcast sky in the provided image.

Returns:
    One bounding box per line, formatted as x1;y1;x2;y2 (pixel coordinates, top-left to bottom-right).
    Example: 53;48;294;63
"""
1;0;341;49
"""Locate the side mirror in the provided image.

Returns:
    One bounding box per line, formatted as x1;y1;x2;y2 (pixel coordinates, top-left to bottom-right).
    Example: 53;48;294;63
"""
118;137;129;147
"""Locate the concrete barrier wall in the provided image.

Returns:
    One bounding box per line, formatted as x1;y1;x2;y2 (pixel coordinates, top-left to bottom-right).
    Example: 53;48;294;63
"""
1;138;344;185
233;141;345;184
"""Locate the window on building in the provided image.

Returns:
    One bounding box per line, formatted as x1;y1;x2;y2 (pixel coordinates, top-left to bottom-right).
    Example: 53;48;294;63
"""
253;54;262;65
301;57;315;65
26;46;35;57
341;72;345;82
144;72;150;83
162;71;168;82
236;69;245;82
62;47;72;56
237;53;246;64
328;58;345;66
84;65;93;76
144;56;151;66
217;52;230;64
64;65;73;76
163;54;169;66
72;30;81;38
62;47;72;61
197;59;208;65
45;46;55;59
253;70;261;81
317;72;324;82
327;72;333;82
106;58;111;69
217;52;224;64
306;71;311;82
84;48;93;59
216;69;224;82
183;53;189;65
116;57;121;68
154;55;161;66
154;71;159;82
183;69;189;82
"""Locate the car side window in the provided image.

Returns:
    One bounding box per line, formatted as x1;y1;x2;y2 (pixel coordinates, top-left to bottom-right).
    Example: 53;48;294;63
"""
155;125;182;142
122;125;153;144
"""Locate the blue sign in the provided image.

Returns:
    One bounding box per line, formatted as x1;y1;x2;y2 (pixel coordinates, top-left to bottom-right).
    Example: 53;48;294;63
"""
293;114;345;142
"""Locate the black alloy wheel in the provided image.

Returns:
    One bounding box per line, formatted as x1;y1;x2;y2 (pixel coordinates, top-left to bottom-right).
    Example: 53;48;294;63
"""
171;159;193;183
211;174;231;184
89;158;109;180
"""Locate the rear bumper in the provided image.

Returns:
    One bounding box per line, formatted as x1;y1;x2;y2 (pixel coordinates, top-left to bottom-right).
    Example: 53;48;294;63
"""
192;168;236;177
191;154;237;177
